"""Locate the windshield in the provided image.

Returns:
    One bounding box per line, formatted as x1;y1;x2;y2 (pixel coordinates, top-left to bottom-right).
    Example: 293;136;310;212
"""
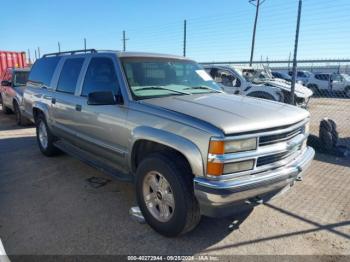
13;71;29;86
121;58;221;100
241;68;272;83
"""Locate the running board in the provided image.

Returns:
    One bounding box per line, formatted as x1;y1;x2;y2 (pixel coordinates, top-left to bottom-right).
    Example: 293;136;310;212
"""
54;140;133;182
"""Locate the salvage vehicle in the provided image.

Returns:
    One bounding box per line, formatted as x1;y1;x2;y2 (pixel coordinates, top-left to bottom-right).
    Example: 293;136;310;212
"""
0;67;30;125
204;65;313;107
23;50;315;236
307;72;350;97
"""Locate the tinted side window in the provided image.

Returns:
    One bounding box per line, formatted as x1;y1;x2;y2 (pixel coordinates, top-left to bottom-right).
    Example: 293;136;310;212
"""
28;57;61;86
56;58;84;94
81;57;119;97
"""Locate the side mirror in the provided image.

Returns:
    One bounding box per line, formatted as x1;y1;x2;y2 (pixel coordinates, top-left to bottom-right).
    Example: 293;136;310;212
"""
87;91;120;105
1;80;11;87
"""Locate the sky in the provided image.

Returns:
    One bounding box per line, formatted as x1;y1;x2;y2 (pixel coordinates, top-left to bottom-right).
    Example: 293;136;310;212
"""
1;0;350;62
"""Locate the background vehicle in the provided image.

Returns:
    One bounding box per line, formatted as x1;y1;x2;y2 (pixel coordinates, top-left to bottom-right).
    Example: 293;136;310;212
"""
271;71;292;82
307;72;350;97
204;65;283;102
288;70;312;85
0;67;30;125
205;65;313;107
23;50;314;237
0;51;28;77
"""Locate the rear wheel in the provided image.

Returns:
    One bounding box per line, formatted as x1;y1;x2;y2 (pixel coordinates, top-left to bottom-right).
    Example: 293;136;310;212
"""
135;153;201;237
36;114;60;156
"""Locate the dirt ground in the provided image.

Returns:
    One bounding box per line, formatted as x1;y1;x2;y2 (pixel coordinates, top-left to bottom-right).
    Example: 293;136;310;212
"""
0;98;349;258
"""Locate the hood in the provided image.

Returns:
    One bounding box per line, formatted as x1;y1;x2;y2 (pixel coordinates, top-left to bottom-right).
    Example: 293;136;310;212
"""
143;93;309;135
265;79;313;98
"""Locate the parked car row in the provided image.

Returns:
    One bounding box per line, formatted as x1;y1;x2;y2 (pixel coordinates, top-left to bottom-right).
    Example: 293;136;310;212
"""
272;70;350;97
0;49;316;236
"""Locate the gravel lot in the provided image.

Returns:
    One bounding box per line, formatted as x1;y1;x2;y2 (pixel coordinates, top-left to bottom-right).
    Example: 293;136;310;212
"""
0;98;349;257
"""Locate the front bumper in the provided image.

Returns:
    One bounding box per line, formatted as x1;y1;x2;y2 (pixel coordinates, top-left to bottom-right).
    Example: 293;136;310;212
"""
194;146;315;217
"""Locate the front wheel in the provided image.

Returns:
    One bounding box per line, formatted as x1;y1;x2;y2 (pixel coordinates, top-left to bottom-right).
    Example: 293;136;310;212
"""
135;153;201;237
36;114;60;156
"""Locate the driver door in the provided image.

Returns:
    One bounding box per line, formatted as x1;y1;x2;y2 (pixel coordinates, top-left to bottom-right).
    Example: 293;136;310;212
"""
73;56;129;172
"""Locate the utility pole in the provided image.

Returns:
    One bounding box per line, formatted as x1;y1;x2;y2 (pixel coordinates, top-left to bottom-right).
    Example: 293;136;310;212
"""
34;50;37;61
183;20;187;57
37;47;41;58
58;42;61;53
122;30;129;52
290;0;302;105
84;38;87;52
249;0;266;66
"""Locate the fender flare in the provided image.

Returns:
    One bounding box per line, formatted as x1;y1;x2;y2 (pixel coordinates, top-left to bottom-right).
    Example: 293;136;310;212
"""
129;126;205;177
32;102;51;123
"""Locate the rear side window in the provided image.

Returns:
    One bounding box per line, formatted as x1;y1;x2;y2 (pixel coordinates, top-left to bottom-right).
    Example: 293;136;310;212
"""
81;57;119;97
56;58;84;94
28;57;61;86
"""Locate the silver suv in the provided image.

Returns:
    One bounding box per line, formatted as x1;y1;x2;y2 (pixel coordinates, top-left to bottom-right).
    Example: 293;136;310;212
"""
23;50;315;236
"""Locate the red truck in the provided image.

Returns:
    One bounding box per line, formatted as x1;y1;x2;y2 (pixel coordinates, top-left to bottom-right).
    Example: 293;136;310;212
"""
0;51;28;77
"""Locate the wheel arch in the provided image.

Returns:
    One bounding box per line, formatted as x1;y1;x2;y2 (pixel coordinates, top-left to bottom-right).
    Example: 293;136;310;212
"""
129;126;204;177
32;102;50;123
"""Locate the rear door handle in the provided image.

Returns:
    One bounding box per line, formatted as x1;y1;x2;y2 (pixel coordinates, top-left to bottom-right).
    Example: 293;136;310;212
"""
52;98;56;104
75;104;82;112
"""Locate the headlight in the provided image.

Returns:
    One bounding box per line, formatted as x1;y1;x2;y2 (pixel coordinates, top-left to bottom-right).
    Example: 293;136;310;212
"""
207;138;257;176
209;138;257;154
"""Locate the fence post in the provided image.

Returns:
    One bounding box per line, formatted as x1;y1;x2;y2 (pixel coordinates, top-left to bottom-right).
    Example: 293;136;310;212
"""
291;0;302;105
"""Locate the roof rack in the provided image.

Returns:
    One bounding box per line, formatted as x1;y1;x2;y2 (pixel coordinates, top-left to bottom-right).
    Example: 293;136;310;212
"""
43;49;97;58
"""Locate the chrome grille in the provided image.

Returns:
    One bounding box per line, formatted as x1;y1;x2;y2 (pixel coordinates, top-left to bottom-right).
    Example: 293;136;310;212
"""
257;150;295;167
259;126;304;146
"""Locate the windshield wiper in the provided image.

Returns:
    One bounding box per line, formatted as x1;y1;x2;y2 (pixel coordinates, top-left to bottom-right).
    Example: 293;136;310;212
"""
133;86;190;95
184;86;221;93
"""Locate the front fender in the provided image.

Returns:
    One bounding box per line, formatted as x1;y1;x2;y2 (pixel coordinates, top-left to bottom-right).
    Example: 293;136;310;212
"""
129;126;205;177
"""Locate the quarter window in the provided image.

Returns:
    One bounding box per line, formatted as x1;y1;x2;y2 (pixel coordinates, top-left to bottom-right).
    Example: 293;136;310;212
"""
56;58;84;94
81;57;119;97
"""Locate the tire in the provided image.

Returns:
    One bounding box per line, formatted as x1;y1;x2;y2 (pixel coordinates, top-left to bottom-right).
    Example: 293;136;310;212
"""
345;86;350;98
135;152;201;237
35;114;60;156
307;84;320;96
247;91;276;101
14;101;29;126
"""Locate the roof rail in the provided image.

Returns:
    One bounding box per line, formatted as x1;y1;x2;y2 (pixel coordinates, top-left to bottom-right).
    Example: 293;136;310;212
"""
43;49;97;58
